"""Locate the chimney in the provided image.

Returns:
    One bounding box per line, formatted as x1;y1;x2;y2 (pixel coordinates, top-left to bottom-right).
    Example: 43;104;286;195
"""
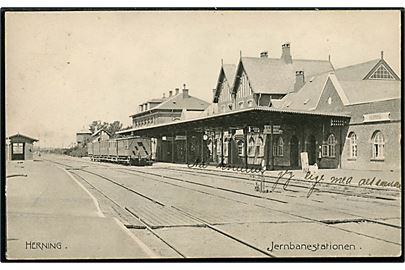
162;93;166;99
381;51;384;59
169;90;173;97
281;42;292;64
175;88;180;95
260;51;268;58
182;83;189;98
294;71;305;92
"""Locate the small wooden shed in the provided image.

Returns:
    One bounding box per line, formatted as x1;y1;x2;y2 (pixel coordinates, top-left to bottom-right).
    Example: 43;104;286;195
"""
6;133;38;161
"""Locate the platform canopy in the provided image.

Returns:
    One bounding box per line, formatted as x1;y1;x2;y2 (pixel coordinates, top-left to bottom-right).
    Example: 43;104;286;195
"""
117;106;351;137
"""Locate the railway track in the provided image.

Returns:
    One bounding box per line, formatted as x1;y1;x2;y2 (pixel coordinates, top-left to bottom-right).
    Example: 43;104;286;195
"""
45;158;401;252
70;168;275;258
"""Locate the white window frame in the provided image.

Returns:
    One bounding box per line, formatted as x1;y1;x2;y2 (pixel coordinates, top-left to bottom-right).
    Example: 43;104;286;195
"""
273;137;284;157
371;131;385;160
322;134;336;158
349;132;357;159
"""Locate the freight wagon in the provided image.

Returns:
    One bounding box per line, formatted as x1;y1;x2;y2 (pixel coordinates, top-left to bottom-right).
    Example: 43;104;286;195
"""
88;136;152;166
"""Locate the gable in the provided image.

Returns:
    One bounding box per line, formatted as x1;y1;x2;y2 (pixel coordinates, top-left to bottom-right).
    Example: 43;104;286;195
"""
365;62;399;80
235;67;253;99
315;78;346;113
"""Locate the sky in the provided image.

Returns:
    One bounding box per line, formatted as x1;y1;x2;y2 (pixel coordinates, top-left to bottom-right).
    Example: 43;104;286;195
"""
5;10;401;148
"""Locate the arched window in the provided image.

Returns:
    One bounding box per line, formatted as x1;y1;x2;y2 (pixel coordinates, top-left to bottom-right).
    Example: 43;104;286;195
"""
256;136;264;156
348;132;357;158
273;137;284;157
237;140;244;157
322;134;336;157
248;137;255;156
372;131;384;159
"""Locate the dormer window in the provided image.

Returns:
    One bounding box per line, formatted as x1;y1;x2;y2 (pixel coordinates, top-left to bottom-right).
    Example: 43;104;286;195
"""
369;64;395;80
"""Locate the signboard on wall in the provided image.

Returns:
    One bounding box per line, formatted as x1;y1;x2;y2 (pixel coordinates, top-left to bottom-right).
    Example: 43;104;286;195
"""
263;125;282;134
363;112;390;123
175;135;187;140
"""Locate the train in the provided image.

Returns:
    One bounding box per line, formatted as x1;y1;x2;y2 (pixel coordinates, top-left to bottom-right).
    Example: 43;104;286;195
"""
87;136;153;166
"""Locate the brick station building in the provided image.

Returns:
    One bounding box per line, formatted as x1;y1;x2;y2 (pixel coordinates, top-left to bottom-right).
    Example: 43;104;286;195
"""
118;43;401;171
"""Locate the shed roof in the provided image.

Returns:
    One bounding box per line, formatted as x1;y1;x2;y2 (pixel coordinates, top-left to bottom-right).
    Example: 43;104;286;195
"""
7;133;38;142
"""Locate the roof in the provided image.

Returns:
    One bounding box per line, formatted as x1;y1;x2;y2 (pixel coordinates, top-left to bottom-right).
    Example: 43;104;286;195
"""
117;106;350;135
214;64;236;102
281;69;401;111
76;128;92;134
334;59;380;81
146;98;163;103
339;80;401;105
279;72;330;110
222;64;237;86
7;133;38;142
238;57;334;94
91;128;111;137
131;91;210;117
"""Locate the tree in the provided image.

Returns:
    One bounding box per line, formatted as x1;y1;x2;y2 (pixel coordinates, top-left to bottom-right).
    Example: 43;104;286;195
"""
106;121;123;136
89;120;108;134
88;120;123;137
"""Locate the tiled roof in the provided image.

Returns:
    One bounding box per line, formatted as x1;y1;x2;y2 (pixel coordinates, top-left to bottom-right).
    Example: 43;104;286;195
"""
131;92;210;117
279;72;330;110
153;92;210;110
334;59;380;81
240;57;334;94
280;65;401;111
339;80;401;105
222;64;237;87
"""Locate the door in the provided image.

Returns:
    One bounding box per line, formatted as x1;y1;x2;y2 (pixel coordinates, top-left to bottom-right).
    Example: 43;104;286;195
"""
307;135;316;165
12;142;25;160
290;136;299;168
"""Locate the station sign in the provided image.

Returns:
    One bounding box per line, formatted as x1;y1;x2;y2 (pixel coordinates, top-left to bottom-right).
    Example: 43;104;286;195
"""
263;125;282;135
363;112;390;123
175;135;187;141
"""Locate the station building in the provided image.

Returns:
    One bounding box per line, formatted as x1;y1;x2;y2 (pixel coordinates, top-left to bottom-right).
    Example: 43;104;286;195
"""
118;43;401;171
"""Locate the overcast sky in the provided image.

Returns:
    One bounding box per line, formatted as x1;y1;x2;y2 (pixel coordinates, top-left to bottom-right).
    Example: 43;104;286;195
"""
5;10;401;147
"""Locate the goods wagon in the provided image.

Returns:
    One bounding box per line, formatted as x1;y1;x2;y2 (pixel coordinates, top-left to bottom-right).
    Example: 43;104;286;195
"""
88;136;152;166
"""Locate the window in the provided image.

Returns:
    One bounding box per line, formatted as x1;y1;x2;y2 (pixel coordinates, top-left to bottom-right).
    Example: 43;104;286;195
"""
372;131;384;159
12;143;24;154
348;132;357;158
322;134;336;157
247;100;253;107
221;105;226;113
238;101;244;109
256;136;264;156
237;140;244;157
273;137;284;157
248;137;255;156
369;65;395;80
